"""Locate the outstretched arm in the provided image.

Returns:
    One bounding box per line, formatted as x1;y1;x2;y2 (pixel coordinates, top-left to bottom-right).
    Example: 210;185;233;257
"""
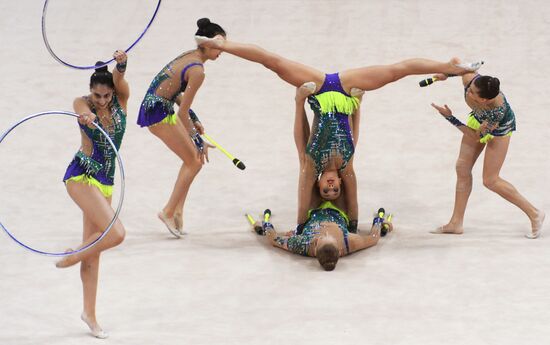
430;103;484;141
427;71;475;86
347;222;381;253
461;72;478;87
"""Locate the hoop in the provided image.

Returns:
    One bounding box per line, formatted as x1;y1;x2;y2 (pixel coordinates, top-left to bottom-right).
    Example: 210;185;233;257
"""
41;0;162;70
0;111;125;256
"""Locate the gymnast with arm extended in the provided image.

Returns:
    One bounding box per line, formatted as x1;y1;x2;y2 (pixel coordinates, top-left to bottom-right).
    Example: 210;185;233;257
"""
429;71;544;238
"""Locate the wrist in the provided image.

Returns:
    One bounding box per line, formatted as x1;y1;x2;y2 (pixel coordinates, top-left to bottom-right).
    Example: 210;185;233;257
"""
348;220;358;234
191;132;204;151
444;115;465;127
116;61;127;73
188;109;200;123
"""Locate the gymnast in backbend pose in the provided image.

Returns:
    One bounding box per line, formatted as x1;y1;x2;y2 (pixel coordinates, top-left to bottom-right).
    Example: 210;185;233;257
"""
197;34;482;230
430;72;544;238
251;85;392;271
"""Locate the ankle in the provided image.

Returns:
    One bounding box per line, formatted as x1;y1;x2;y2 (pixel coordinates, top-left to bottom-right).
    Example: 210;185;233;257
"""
162;209;174;218
448;220;463;227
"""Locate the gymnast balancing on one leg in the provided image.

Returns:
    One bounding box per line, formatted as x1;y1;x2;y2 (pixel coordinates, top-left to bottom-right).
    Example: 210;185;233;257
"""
55;51;129;338
430;72;545;238
196;33;482;230
137;18;221;238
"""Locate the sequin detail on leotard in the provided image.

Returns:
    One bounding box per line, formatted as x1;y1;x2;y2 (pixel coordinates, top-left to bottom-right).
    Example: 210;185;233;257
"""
285;204;350;256
137;51;203;127
306;73;360;175
63;95;126;186
464;75;516;138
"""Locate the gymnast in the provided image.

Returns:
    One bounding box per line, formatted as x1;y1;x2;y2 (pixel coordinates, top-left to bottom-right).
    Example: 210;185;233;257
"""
430;71;544;238
137;18;220;237
56;50;129;338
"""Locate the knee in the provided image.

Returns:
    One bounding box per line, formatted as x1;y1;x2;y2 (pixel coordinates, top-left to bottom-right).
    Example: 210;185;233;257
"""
80;255;99;274
112;226;126;246
483;176;499;190
189;157;203;173
386;63;407;82
184;153;203;172
262;54;281;72
455;159;473;179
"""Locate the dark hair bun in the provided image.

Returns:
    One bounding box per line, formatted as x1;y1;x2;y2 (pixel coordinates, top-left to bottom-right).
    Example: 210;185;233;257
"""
474;75;500;99
195;18;226;39
94;61;108;73
197;18;211;29
489;77;500;89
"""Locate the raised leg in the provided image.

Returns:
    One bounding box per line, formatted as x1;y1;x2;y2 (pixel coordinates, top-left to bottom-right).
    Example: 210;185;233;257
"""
56;184;126;268
340;58;475;92
203;39;324;87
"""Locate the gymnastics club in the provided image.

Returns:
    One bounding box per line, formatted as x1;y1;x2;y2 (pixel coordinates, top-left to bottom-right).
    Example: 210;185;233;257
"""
419;76;439;87
419;74;458;87
262;209;274;233
263;209;272;223
202;133;246;170
246;213;264;235
377;208;393;237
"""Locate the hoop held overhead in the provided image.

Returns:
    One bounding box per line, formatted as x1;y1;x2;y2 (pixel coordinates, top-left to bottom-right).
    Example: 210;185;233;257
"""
41;0;162;70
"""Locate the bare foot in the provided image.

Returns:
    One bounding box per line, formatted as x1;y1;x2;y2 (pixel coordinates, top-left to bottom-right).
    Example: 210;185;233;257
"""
430;223;464;235
350;87;365;97
296;82;316;101
174;213;187;236
526;210;545;239
55;248;77;268
81;312;108;339
158;211;181;239
450;57;484;75
195;34;224;48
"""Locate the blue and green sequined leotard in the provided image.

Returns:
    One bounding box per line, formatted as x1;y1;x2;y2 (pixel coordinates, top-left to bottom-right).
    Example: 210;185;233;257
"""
63;95;126;187
282;201;350;257
137;51;202;127
306;73;360;175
